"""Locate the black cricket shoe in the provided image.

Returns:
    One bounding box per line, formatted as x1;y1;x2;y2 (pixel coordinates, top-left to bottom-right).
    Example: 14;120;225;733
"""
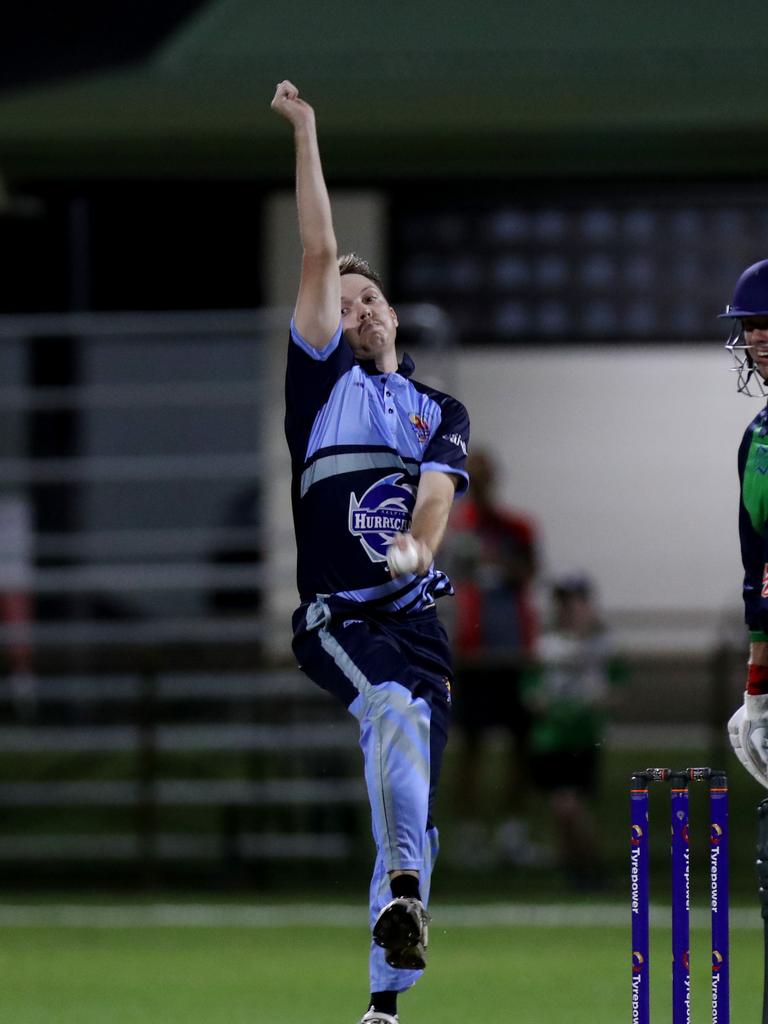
372;897;431;970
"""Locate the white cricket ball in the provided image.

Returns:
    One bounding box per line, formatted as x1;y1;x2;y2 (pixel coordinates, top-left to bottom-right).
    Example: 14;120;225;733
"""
387;535;420;576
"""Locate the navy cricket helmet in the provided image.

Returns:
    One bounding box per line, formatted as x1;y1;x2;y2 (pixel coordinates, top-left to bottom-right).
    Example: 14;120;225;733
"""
720;259;768;319
721;259;768;397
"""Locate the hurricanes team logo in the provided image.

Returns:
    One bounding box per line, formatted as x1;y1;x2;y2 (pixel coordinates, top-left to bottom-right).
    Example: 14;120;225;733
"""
349;473;416;562
409;413;430;445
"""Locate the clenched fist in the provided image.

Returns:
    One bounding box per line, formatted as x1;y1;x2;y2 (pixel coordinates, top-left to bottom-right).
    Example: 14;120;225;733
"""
270;80;315;130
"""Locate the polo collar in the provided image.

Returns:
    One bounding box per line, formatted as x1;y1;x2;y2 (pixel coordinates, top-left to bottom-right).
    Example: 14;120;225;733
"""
357;353;415;379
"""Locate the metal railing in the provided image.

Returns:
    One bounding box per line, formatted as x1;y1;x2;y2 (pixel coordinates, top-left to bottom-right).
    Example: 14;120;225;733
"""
0;305;454;876
0;304;455;656
0;668;364;871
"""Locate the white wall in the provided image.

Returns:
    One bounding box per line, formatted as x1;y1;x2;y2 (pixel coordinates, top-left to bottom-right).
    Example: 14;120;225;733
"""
455;344;753;645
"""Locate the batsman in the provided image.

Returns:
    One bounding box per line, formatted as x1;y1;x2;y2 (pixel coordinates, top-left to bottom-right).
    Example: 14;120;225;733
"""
723;259;768;788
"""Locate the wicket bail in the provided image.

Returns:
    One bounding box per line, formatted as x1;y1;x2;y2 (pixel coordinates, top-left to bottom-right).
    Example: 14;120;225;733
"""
630;767;729;1024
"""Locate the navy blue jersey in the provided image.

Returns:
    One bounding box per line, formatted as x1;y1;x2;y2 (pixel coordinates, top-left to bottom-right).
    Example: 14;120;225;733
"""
285;321;469;612
738;404;768;634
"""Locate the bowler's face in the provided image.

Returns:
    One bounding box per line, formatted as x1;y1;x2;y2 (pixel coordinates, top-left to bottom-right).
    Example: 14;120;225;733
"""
341;274;398;361
744;317;768;379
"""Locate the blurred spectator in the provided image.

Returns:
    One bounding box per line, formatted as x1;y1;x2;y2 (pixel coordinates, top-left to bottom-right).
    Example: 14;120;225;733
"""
0;492;35;718
523;574;625;888
446;448;541;866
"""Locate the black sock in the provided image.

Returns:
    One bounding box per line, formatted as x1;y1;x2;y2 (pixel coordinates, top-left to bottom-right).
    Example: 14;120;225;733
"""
390;874;420;900
370;991;398;1016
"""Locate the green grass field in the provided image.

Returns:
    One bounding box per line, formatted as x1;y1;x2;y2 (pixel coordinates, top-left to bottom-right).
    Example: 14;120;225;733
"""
0;747;764;1020
0;905;763;1023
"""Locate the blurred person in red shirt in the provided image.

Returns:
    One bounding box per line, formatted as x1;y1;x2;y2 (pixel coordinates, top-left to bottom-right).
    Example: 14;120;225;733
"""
446;448;541;866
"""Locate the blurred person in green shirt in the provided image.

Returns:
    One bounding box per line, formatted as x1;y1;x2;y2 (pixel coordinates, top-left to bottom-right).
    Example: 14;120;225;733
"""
523;574;625;888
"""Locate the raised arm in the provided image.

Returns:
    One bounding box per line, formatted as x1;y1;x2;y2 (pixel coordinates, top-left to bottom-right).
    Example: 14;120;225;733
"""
271;80;340;348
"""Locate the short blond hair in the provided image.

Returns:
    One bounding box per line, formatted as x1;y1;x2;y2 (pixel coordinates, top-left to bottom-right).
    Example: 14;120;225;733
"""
337;252;384;291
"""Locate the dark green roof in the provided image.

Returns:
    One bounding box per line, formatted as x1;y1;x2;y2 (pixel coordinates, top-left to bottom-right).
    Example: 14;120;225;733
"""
1;0;767;180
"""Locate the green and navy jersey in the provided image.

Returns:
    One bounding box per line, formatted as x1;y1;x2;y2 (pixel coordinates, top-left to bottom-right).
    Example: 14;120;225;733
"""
285;320;469;612
738;405;768;635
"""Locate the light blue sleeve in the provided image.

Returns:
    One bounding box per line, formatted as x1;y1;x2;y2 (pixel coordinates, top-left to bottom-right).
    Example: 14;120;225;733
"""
290;318;343;361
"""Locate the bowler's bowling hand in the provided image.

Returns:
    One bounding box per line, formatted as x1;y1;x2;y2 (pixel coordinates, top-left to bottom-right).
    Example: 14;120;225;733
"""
270;80;315;130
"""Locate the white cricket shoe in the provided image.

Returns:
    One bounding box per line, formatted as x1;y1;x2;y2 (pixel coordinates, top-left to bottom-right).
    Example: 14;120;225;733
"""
359;1010;399;1024
372;896;430;970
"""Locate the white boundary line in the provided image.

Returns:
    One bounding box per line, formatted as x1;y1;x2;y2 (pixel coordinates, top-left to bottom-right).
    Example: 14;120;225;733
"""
0;903;759;929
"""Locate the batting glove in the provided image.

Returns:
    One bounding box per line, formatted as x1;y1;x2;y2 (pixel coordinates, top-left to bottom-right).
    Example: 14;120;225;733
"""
728;694;768;789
